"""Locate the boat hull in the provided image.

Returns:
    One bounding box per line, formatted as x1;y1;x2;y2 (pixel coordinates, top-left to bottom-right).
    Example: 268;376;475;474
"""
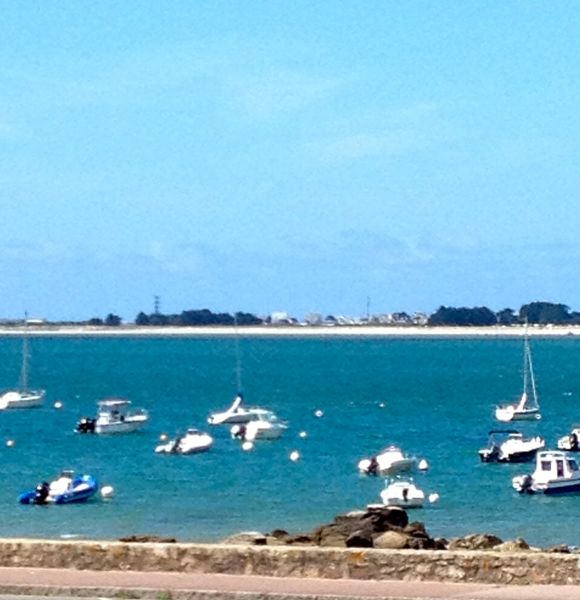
479;448;540;463
19;476;98;505
495;406;541;422
155;434;214;454
1;390;45;409
95;416;148;434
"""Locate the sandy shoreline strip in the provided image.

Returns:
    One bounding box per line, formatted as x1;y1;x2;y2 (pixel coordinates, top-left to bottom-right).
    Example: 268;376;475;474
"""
0;324;579;337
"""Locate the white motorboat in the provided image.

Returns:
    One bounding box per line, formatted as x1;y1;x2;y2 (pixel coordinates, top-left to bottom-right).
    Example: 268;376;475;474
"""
155;428;214;454
495;333;541;422
0;322;45;409
207;394;270;425
231;410;287;441
557;426;580;451
380;478;425;508
479;430;545;463
76;398;149;434
358;445;416;476
512;450;580;495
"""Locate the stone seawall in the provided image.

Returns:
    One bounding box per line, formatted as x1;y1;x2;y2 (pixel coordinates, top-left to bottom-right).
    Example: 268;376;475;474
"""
1;540;580;585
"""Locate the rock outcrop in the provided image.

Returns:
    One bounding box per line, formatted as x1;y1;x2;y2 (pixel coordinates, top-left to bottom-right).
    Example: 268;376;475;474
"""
219;505;446;550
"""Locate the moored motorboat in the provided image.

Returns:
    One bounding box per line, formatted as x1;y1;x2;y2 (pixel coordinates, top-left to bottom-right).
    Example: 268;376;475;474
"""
207;394;270;425
231;410;287;441
512;451;580;495
557;426;580;451
479;430;545;463
358;445;416;476
18;470;98;504
76;398;149;434
155;428;214;454
380;478;425;508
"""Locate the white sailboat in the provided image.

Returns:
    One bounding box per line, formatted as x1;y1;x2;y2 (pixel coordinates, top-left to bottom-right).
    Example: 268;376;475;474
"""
0;320;45;409
495;333;541;422
207;322;269;425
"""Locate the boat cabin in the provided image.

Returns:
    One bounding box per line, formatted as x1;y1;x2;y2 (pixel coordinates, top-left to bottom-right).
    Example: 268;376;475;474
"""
533;451;580;484
97;398;131;421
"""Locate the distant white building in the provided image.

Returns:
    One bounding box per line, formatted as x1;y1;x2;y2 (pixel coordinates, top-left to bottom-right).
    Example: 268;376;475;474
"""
412;312;429;325
269;312;293;325
304;313;323;326
25;318;45;326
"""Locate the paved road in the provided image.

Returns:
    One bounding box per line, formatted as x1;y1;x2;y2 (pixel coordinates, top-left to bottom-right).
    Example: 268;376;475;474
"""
1;568;580;600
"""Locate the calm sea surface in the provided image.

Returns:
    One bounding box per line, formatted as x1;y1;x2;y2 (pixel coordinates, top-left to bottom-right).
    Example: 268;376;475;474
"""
1;334;580;547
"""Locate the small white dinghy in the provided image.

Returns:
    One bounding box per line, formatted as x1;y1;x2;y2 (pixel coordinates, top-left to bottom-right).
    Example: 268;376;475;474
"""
358;445;416;476
380;478;425;509
557;426;580;451
155;428;214;455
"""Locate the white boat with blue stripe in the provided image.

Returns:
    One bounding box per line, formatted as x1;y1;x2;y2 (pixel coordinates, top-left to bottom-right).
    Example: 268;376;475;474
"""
512;451;580;495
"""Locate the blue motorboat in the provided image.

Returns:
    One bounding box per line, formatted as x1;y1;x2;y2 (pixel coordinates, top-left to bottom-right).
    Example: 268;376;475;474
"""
19;470;98;505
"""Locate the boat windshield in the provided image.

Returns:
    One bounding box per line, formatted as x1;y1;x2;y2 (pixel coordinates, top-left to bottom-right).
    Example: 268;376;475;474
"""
568;459;579;471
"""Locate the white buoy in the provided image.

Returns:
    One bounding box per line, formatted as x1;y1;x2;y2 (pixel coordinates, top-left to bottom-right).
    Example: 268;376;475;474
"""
378;402;386;409
100;485;115;499
159;433;168;442
54;401;63;409
428;493;440;504
6;439;15;448
418;459;429;471
289;450;301;462
298;430;308;439
314;409;324;418
242;441;254;452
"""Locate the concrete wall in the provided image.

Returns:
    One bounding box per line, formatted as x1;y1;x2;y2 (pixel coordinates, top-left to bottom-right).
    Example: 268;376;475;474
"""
0;540;579;585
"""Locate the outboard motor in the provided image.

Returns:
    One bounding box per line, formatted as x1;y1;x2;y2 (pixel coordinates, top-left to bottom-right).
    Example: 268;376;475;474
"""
76;417;96;434
368;456;379;476
34;482;50;504
520;474;534;494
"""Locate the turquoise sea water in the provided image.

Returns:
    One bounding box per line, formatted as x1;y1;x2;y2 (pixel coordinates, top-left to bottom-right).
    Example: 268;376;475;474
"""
1;334;580;547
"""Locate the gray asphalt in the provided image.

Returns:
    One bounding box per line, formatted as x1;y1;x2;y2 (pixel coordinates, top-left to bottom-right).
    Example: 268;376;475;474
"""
0;568;580;600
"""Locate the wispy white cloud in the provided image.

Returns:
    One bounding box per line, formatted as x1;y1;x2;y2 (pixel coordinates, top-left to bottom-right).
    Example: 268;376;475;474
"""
305;102;451;163
224;69;344;121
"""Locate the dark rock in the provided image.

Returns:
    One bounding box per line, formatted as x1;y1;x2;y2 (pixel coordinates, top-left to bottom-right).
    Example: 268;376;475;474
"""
361;506;409;530
404;522;429;538
284;534;315;545
270;529;289;539
406;536;436;550
118;535;177;543
434;538;449;550
345;528;374;548
546;544;571;553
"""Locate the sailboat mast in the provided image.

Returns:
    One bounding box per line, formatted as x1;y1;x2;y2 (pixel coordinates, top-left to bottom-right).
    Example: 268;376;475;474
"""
526;337;539;408
234;315;242;395
19;315;29;393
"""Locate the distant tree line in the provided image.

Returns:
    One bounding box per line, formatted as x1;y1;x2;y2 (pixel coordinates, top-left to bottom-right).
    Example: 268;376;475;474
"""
428;302;580;326
134;309;263;327
19;300;580;328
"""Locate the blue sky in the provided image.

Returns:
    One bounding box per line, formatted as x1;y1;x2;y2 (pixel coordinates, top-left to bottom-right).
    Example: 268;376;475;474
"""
1;2;580;321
